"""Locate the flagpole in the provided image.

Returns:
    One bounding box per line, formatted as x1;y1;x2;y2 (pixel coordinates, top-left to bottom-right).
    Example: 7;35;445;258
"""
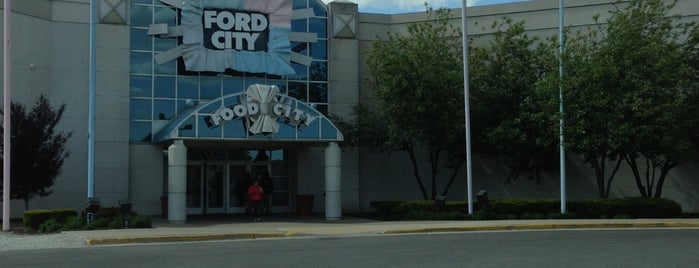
559;0;567;214
461;0;473;214
88;0;95;198
3;0;13;231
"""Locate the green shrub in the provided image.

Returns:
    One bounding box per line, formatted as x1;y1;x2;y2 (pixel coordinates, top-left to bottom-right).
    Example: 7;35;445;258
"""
38;218;64;233
616;197;682;218
545;212;577;219
23;210;54;230
52;209;78;222
496;213;519;220
520;213;544;219
96;207;120;220
370;197;682;220
127;215;152;228
83;218;110;230
63;217;86;230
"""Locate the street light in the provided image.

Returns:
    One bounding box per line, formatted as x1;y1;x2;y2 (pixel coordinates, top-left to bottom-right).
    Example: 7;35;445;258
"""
461;0;473;215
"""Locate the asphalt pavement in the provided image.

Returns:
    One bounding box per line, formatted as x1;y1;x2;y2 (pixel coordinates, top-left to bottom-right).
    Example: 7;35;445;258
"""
50;215;699;246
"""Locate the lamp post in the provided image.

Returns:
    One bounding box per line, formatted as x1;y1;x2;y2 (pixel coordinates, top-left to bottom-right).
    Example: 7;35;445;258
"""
461;0;473;215
88;0;95;198
3;0;12;231
559;0;567;214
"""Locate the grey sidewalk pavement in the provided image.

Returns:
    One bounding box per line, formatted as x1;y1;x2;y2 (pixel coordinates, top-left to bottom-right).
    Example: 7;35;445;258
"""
62;215;699;246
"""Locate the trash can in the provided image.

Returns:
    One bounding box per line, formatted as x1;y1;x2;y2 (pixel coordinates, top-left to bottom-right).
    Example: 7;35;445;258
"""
160;196;168;219
296;194;314;216
434;195;446;212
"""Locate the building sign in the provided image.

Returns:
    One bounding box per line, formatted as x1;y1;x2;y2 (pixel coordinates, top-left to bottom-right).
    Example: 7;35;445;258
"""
205;85;316;135
180;0;294;75
202;10;269;51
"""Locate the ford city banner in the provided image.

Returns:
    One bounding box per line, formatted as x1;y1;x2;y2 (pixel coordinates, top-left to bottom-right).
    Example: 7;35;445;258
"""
181;0;294;75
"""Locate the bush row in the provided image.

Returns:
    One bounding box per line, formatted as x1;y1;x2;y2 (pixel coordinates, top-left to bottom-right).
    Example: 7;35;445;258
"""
23;209;78;230
23;207;152;233
370;197;683;220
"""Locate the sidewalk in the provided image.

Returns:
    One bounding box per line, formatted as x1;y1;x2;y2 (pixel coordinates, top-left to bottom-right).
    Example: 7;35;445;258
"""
62;215;699;246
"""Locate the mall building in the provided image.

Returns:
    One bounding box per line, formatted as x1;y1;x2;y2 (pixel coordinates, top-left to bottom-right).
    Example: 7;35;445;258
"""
2;0;699;221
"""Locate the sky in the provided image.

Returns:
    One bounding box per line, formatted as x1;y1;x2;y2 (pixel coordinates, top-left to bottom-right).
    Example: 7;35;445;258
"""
338;0;530;14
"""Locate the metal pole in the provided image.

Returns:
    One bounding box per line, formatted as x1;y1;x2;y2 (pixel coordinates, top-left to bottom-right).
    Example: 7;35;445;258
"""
559;0;567;214
3;0;12;231
461;0;473;215
88;0;95;198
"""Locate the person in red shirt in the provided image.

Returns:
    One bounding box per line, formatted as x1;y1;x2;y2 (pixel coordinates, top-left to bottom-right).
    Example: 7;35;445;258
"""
248;180;264;221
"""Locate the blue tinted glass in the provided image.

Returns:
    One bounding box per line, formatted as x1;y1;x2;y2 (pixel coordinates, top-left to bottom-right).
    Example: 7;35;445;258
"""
177;99;197;114
132;0;151;4
293;0;307;10
223;94;244;107
223;77;244;95
130;99;152;120
309;18;327;38
131;75;152;97
291;19;307;33
223;119;246;138
290;42;308;56
270;150;286;161
310;61;327;81
275;123;297;139
130;52;152;74
154;76;175;98
309;83;327;103
154;100;176;120
130;121;152;142
201;77;221;100
154;58;176;74
154;6;177;26
310;0;328;17
154;37;177;51
268;80;287;95
288;64;308;81
131;5;153;27
244;78;266;91
131;29;152;51
177;77;199;99
178;117;196;137
321;118;339;140
288;82;308;101
298;118;320;139
200;100;221;114
310;40;327;60
198;115;221;138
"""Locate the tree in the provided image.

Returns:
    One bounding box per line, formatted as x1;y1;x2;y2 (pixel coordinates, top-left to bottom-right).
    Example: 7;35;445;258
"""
469;18;560;185
564;0;695;198
0;95;72;209
337;6;465;200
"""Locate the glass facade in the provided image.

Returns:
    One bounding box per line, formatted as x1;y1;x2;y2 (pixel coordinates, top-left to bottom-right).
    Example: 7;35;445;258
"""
129;0;329;143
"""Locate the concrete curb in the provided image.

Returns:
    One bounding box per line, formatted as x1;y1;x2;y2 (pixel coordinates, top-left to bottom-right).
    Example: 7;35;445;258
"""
85;233;293;245
81;221;699;246
382;222;699;234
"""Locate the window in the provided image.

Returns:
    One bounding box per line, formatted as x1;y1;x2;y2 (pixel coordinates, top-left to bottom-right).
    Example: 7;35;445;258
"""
129;0;330;142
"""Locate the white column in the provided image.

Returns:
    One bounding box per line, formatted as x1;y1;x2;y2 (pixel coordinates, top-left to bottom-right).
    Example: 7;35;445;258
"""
325;142;342;220
168;140;187;224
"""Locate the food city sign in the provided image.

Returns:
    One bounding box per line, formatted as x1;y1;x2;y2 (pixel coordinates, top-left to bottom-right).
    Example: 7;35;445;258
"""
205;85;316;135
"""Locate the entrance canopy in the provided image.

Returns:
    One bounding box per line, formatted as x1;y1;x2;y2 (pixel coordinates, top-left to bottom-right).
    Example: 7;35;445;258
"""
153;85;343;143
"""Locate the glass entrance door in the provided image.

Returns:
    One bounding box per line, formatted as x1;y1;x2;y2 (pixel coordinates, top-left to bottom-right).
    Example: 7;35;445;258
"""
186;164;203;215
228;164;249;213
185;149;291;215
206;164;225;214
